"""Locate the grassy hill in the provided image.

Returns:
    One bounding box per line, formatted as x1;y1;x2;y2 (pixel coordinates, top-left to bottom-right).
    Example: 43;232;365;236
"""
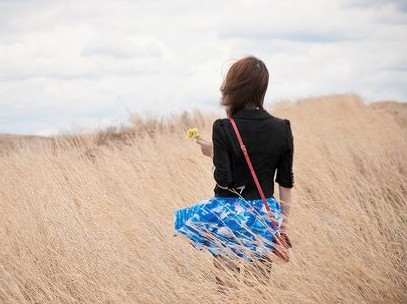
0;94;406;303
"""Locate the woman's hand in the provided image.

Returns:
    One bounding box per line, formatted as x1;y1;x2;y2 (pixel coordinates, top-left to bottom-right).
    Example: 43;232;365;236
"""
196;139;213;158
279;186;291;232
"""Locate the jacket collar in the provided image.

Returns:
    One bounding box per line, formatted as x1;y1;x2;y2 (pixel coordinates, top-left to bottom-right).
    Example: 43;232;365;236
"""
232;109;272;120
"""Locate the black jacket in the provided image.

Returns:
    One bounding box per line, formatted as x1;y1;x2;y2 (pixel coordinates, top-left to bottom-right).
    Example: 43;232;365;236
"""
212;108;294;200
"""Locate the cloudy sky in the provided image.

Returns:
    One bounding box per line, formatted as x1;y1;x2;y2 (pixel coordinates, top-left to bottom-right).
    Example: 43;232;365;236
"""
1;0;406;135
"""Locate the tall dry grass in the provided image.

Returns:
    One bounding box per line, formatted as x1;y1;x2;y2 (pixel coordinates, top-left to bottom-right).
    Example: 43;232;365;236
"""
0;95;406;303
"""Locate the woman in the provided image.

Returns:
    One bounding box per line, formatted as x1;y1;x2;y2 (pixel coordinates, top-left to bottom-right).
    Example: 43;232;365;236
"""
174;56;294;283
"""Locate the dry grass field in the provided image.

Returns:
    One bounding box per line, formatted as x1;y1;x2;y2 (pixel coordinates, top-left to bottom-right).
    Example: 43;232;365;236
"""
0;95;406;303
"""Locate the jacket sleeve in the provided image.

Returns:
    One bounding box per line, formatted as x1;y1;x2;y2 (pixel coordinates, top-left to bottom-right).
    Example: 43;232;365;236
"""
212;119;233;188
276;119;294;188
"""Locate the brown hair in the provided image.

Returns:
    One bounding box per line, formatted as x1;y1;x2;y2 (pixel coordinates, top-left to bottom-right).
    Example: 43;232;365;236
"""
220;56;269;116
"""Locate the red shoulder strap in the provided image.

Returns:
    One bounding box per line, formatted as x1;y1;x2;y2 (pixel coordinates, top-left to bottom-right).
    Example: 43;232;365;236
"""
228;117;278;231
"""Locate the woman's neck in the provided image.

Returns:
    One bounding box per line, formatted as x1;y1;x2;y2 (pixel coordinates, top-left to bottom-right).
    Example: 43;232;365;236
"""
244;105;260;110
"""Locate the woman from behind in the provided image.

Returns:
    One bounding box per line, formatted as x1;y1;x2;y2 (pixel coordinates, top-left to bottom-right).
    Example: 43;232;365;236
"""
174;55;294;288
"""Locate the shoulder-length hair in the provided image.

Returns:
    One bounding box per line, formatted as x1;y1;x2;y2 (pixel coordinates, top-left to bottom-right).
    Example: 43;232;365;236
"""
220;56;269;116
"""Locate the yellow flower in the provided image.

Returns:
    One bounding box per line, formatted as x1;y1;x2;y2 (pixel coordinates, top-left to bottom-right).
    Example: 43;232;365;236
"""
186;128;201;139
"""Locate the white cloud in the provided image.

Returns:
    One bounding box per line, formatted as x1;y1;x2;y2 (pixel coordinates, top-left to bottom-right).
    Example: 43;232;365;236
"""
0;0;406;134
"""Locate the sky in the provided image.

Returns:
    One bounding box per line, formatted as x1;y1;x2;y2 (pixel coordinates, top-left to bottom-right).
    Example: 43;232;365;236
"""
0;0;406;135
